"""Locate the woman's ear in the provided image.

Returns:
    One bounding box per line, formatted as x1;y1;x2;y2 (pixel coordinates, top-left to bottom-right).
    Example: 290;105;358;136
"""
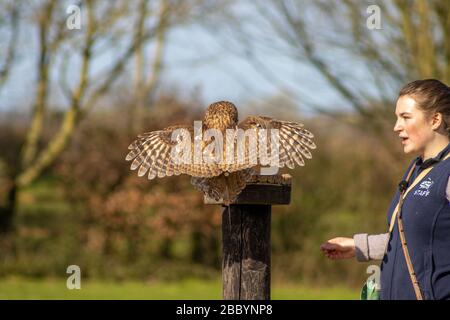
431;112;443;130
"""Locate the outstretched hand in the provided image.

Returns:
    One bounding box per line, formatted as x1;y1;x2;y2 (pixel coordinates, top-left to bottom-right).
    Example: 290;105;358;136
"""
320;237;356;260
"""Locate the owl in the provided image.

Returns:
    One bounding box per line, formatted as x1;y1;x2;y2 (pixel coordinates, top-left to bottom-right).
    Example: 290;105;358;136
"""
125;101;316;204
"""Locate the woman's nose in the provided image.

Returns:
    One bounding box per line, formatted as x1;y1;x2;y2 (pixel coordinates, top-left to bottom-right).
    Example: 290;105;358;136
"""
393;120;402;132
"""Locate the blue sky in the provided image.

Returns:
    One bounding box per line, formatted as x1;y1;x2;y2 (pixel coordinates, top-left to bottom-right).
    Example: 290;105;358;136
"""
162;23;350;115
0;2;365;116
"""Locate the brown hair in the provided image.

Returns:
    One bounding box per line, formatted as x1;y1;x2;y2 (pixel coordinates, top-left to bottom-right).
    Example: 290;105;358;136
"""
398;79;450;136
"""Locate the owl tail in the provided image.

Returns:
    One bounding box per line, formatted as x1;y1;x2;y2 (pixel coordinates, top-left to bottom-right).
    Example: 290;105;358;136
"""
191;168;255;205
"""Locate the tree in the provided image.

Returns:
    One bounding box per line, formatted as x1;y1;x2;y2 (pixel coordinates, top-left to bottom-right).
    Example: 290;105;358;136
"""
211;0;450;158
0;1;19;91
0;0;224;233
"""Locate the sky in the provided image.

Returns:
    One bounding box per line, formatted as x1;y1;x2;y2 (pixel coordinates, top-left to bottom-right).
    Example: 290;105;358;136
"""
161;20;349;115
0;1;362;116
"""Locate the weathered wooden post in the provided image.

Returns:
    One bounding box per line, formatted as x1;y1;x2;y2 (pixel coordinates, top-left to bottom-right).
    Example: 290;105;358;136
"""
204;174;292;300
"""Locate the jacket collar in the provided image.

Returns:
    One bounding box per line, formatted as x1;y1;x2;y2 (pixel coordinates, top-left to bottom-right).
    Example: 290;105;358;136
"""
415;142;450;169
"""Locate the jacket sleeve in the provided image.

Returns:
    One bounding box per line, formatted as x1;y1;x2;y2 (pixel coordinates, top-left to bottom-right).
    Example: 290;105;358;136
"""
353;233;390;262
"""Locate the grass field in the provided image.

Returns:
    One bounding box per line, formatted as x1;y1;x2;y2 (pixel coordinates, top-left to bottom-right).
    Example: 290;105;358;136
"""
0;277;359;300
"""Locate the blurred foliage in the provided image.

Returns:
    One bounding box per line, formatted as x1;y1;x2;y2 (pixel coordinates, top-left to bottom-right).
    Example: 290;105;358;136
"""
0;92;410;286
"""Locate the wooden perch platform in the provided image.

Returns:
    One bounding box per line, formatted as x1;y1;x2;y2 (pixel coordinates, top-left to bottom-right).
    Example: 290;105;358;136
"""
204;173;293;300
204;173;292;205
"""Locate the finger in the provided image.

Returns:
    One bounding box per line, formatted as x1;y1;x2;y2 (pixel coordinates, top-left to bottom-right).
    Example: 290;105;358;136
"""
321;242;339;251
322;248;336;255
327;252;338;259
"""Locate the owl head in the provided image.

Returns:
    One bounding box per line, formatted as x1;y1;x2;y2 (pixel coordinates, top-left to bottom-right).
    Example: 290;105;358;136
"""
203;101;239;130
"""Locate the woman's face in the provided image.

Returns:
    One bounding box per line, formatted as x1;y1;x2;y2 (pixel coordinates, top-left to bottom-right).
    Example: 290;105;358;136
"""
393;95;435;155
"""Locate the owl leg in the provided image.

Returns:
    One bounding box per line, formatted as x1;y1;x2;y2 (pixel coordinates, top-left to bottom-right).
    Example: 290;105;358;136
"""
190;168;256;204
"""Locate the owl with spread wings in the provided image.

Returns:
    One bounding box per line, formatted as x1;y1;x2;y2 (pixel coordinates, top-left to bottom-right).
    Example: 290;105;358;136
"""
125;101;316;204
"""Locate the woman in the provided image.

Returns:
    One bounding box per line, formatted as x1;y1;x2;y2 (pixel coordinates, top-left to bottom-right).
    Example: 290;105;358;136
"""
321;79;450;300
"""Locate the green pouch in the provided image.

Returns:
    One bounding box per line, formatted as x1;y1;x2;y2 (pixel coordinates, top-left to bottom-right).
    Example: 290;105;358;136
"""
360;279;380;300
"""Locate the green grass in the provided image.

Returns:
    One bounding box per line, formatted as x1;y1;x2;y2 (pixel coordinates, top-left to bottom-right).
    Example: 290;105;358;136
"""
0;277;359;300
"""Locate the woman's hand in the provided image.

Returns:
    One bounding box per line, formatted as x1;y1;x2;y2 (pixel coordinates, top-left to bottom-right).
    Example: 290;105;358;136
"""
320;237;356;260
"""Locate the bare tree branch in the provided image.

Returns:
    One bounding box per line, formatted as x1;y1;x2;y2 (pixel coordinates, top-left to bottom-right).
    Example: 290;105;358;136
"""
20;0;57;169
16;0;96;187
0;2;19;91
141;3;168;103
225;0;449;120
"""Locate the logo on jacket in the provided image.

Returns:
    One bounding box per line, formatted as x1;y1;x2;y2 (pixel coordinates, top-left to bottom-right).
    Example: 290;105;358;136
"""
413;178;434;197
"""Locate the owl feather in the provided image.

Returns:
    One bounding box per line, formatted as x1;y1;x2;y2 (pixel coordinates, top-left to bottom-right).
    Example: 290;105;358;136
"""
125;101;316;203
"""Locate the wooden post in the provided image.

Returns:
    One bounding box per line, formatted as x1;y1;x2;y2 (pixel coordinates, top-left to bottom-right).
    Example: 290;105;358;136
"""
204;174;292;300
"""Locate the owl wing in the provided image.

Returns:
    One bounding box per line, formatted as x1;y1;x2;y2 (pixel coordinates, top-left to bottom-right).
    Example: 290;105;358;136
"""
125;125;222;179
224;116;316;172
